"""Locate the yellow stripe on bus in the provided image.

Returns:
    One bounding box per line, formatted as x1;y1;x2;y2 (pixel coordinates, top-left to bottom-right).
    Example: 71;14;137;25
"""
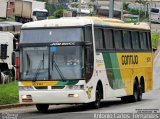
21;81;58;86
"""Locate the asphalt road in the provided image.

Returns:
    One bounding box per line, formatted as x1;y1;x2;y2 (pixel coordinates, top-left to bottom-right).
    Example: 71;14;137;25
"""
0;89;160;119
0;49;160;119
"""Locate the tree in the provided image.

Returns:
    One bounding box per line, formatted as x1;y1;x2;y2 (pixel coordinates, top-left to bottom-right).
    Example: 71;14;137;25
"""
135;0;147;4
54;8;64;18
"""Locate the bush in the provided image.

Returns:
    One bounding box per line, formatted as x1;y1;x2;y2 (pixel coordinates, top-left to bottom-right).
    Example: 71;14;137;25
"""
152;33;160;49
123;2;148;22
54;8;64;18
0;81;18;105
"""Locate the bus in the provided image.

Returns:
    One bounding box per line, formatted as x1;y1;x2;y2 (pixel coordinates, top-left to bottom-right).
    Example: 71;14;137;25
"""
18;17;153;112
150;7;160;23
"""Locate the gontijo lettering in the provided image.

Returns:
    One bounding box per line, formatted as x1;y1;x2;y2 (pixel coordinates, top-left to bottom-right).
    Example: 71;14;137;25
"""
122;55;138;65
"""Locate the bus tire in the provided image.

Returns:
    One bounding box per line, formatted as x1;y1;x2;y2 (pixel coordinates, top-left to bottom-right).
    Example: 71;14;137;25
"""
132;81;139;102
36;104;49;112
92;86;101;109
138;84;142;101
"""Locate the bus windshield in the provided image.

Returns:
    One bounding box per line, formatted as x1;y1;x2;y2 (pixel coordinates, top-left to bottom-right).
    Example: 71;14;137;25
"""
20;28;84;43
20;46;84;81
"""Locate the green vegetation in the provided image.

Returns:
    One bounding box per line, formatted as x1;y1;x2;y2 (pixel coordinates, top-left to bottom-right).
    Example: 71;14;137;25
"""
37;0;64;17
0;81;18;105
54;8;64;18
123;2;149;22
135;0;147;4
0;17;15;22
152;33;160;49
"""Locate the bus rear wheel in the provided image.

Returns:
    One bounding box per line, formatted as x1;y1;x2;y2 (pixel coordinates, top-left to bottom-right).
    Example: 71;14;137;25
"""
132;81;142;102
36;104;49;112
138;84;142;101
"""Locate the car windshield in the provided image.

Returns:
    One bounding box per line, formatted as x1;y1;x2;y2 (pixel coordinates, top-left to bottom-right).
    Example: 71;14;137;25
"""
35;11;48;20
20;46;84;81
20;28;84;43
151;8;159;13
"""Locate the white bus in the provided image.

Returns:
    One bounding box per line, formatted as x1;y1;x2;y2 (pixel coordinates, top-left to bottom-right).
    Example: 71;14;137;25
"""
150;7;160;23
18;17;153;112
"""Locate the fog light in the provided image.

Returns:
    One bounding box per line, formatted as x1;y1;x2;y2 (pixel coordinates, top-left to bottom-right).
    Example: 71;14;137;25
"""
21;95;32;102
22;95;27;99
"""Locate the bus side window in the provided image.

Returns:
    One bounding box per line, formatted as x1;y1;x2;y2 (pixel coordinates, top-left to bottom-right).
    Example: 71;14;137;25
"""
131;31;140;50
146;32;152;50
104;29;114;50
139;32;147;50
113;30;123;50
123;31;132;50
94;28;105;50
85;26;94;81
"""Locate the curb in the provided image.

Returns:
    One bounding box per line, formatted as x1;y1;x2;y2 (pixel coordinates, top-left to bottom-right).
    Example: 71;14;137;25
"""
0;104;33;110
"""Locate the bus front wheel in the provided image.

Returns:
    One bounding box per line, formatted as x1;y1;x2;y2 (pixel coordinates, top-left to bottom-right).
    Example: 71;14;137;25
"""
91;86;101;109
36;104;49;112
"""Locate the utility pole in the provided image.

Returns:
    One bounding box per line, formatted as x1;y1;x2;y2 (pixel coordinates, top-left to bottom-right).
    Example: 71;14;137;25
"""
78;0;81;16
150;0;153;29
109;0;114;18
121;0;124;20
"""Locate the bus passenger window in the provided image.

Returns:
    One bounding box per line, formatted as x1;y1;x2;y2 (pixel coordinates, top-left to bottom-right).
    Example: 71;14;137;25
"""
113;30;123;50
140;32;147;49
131;31;140;49
123;31;131;50
104;29;114;50
146;32;152;49
94;28;105;50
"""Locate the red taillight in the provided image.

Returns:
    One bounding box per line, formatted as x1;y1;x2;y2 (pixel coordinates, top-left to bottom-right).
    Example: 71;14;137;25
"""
16;56;19;80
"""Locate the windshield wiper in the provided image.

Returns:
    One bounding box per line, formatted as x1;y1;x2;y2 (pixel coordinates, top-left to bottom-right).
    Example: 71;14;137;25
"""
32;60;43;82
52;60;66;82
33;53;45;82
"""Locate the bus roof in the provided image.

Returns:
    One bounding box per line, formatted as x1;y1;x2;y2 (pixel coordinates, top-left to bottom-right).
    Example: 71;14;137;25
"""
22;17;150;30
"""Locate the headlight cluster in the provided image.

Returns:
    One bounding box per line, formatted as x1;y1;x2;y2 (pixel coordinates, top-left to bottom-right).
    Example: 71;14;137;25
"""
66;85;84;90
19;86;34;91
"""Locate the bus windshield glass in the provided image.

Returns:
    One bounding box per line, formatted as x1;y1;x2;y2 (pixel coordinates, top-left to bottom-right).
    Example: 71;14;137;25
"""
20;46;84;81
20;28;84;43
21;47;49;81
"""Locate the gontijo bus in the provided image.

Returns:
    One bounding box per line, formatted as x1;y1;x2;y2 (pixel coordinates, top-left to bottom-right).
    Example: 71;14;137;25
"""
18;17;153;111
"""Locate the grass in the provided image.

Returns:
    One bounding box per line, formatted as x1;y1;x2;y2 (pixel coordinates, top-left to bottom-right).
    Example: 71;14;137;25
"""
0;81;19;105
152;32;160;49
0;17;15;22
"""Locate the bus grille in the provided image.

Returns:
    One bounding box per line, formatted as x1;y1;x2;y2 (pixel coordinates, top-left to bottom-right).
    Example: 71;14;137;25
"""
51;86;65;89
34;86;48;90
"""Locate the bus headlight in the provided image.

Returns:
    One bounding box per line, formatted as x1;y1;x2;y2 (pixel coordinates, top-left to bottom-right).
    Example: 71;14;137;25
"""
66;85;84;90
19;86;34;91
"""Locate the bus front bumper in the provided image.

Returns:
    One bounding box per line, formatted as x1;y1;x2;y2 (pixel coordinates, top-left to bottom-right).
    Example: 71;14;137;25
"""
19;90;89;104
